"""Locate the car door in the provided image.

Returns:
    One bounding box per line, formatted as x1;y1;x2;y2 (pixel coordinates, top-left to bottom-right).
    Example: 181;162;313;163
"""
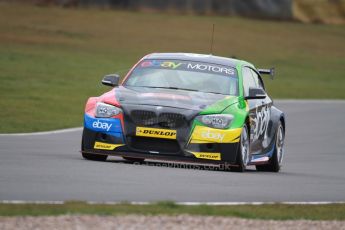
249;69;273;153
243;66;267;154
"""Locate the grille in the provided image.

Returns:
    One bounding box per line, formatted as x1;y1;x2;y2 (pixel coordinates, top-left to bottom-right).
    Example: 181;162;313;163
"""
130;110;186;128
158;113;185;128
129;136;180;153
131;110;157;126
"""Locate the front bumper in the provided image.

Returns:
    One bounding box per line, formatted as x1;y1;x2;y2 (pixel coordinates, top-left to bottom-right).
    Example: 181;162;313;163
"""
82;114;241;164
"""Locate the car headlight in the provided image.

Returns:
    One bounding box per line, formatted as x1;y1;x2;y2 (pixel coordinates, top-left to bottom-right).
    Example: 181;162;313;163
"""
196;114;234;129
95;102;122;118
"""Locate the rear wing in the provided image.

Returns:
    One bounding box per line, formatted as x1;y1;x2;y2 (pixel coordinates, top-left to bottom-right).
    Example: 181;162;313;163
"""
258;68;275;79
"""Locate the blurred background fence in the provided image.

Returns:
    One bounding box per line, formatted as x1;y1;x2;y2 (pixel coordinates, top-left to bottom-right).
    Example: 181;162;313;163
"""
18;0;345;24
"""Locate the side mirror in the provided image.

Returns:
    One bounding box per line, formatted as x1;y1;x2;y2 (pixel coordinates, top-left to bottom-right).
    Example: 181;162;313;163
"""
102;74;120;87
245;87;266;100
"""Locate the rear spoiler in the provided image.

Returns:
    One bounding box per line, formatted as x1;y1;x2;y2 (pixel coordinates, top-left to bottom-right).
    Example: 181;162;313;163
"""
258;68;275;79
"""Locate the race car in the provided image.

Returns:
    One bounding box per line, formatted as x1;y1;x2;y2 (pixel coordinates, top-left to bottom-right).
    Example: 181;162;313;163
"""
81;53;285;172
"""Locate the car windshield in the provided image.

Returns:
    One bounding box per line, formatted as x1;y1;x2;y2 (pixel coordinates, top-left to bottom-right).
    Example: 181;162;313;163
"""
124;59;238;95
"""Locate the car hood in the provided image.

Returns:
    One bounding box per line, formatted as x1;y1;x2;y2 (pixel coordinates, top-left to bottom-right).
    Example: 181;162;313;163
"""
114;86;238;113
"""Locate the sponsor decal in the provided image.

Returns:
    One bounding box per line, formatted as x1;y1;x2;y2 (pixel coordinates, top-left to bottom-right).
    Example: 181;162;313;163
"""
84;114;122;133
141;60;182;69
139;60;236;76
186;63;234;75
252;104;270;142
201;130;225;142
190;151;221;161
94;142;124;150
136;127;177;139
161;61;182;69
92;120;112;132
190;126;241;144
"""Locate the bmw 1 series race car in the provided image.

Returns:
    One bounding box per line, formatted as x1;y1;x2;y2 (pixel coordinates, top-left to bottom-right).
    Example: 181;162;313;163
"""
81;53;285;172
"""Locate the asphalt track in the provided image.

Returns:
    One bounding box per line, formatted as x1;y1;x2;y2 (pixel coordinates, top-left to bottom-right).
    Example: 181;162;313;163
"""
1;100;345;203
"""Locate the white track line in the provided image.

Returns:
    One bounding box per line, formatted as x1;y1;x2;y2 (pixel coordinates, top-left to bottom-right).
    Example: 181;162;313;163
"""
1;200;345;205
176;201;345;205
0;127;82;136
0;100;344;136
1;200;64;205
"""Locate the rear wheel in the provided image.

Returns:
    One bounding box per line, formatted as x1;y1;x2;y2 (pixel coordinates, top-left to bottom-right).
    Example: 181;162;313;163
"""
256;121;284;172
230;124;250;172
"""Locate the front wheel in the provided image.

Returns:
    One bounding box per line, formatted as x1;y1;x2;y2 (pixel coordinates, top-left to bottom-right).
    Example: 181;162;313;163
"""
256;121;285;172
81;133;107;161
230;124;250;172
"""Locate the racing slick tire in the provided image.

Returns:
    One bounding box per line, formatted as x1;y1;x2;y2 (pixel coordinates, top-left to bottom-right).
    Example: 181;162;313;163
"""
230;124;250;172
81;138;108;161
256;121;284;172
82;152;107;161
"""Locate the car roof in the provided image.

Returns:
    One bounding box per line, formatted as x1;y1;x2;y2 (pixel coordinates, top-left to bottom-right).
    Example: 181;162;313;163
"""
143;53;254;69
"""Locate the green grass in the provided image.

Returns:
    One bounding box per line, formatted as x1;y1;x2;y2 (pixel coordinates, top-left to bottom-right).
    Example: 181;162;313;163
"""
0;2;344;133
1;201;345;220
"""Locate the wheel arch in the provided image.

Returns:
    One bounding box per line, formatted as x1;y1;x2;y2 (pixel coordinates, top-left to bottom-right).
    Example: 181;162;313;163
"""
270;106;285;135
245;115;251;139
279;115;286;133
